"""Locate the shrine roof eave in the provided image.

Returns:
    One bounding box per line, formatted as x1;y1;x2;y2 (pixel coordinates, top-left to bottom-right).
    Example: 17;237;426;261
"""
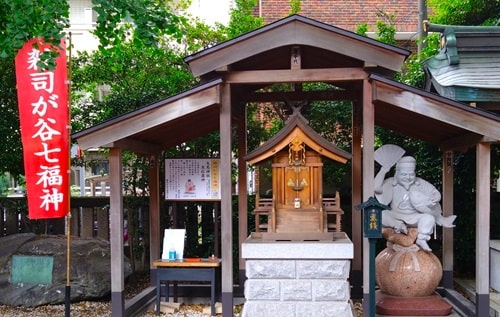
72;79;223;154
423;21;500;107
424;53;500;90
185;14;410;78
244;113;352;165
370;74;500;150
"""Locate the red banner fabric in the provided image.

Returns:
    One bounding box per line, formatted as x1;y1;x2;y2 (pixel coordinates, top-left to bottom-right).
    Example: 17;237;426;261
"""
15;38;69;219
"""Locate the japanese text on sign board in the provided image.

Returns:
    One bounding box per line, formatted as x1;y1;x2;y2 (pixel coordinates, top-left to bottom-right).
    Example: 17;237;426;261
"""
15;39;69;219
165;159;221;200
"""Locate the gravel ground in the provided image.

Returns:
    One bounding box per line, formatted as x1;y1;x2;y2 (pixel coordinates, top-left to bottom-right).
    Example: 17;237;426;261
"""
0;301;362;317
0;302;244;317
0;270;362;317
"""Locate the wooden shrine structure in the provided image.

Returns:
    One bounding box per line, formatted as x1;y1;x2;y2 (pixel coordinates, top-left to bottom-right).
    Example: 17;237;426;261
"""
72;15;500;317
245;108;351;240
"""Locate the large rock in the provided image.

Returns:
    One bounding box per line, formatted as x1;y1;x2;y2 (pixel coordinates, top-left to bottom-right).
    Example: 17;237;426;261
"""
0;233;132;307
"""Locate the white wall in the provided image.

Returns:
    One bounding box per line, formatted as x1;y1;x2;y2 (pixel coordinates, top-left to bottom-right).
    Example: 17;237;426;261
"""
185;0;232;26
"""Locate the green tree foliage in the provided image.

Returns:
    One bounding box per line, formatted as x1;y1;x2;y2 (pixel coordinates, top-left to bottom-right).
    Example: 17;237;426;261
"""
0;0;187;177
227;0;263;38
0;0;69;67
180;19;229;53
71;43;196;132
91;0;185;53
0;58;23;177
427;0;500;26
289;0;302;15
0;0;185;69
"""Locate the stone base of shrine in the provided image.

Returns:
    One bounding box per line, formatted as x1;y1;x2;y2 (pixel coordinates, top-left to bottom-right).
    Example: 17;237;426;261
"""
376;291;453;316
240;232;354;317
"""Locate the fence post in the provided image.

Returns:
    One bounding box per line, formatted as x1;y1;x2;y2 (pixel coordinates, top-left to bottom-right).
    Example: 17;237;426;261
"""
70;207;79;237
96;207;109;240
0;207;4;237
5;208;18;235
80;207;94;238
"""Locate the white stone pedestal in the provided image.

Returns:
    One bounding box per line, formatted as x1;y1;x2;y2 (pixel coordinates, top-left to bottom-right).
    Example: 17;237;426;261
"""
241;232;354;317
491;240;500;292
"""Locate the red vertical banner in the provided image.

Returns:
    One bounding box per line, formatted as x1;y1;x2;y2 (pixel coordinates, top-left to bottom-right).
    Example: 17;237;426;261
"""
15;38;69;219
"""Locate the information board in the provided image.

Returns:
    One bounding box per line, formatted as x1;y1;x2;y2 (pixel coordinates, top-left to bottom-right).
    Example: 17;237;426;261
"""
165;159;221;200
11;255;53;284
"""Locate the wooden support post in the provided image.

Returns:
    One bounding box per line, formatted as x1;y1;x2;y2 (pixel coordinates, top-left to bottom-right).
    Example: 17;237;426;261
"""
149;155;161;267
237;103;248;290
441;150;454;288
362;79;375;315
109;148;125;317
351;99;363;298
220;83;233;317
475;142;491;317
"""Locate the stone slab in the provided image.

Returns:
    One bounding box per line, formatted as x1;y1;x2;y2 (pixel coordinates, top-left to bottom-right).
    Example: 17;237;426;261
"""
375;291;453;316
11;255;53;284
242;301;353;317
242;232;353;259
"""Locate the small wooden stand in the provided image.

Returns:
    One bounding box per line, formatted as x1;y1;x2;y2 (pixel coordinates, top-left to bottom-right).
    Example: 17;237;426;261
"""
153;258;221;316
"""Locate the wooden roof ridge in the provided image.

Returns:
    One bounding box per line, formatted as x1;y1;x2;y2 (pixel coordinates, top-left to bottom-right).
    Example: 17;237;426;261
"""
424;21;500;35
424;21;500;63
184;14;410;77
244;110;352;165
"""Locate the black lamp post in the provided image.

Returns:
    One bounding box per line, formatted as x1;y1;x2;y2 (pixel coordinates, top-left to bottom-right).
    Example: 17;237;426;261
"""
356;196;389;317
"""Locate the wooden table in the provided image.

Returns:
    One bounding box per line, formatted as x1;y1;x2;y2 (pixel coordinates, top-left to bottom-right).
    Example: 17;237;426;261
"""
153;258;221;316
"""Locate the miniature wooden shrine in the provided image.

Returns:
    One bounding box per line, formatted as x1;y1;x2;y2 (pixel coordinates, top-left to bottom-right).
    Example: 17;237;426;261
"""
245;109;351;240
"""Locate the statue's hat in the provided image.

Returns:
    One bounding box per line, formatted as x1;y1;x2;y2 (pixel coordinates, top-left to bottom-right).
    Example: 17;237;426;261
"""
396;156;416;169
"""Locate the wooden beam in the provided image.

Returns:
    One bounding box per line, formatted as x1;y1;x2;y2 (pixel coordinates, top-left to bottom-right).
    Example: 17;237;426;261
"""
224;68;368;84
372;81;500;140
109;139;164;155
244;90;359;102
439;133;493;151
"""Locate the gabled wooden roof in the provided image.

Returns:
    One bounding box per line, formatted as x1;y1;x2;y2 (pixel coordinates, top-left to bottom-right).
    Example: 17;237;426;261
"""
185;14;410;79
72;16;499;156
244;110;352;165
423;22;500;113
